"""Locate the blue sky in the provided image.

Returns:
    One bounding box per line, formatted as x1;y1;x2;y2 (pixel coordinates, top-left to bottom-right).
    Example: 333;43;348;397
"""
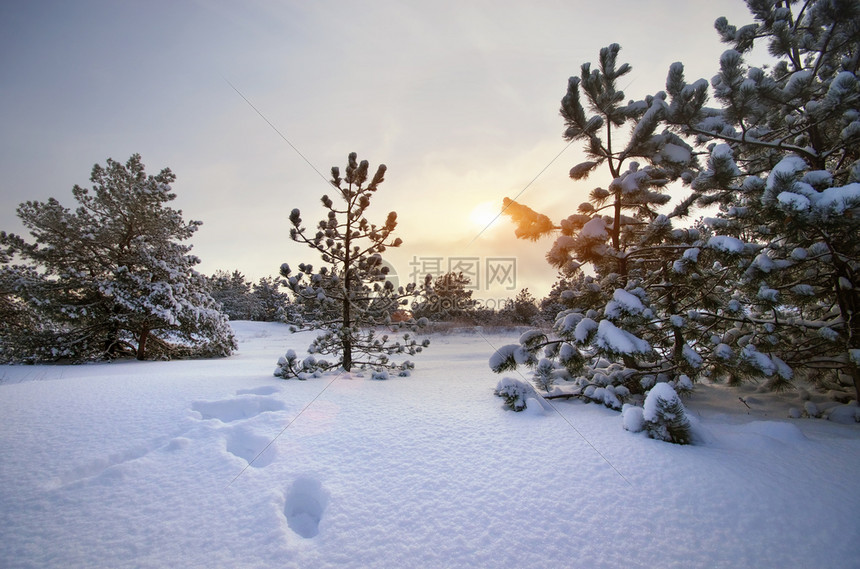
1;0;756;299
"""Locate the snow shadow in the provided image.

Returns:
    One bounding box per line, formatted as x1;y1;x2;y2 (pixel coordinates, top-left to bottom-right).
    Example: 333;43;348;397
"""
284;477;329;538
191;395;286;423
224;426;276;468
235;386;281;396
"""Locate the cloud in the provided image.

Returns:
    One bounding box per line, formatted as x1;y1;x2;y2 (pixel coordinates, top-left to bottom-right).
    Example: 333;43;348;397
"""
1;0;758;298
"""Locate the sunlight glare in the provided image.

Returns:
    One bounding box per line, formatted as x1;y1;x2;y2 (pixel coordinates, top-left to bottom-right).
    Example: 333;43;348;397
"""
469;201;501;231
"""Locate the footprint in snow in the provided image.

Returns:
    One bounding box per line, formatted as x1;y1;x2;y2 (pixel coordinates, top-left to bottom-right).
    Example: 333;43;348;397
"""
191;395;286;423
49;434;181;489
224;426;277;468
284;477;329;538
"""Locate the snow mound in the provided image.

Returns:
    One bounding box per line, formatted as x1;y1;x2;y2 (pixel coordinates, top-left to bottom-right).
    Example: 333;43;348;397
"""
827;404;860;424
621;404;645;433
736;420;807;444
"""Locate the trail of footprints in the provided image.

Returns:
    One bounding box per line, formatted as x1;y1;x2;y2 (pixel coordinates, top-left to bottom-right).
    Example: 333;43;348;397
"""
191;385;285;468
53;384;328;538
191;385;328;538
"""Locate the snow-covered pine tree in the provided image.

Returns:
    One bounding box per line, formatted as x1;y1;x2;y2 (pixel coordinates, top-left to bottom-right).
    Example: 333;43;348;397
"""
492;44;704;407
538;272;587;322
663;0;860;401
284;263;342;327
276;153;429;378
250;276;290;322
412;271;478;322
208;270;256;320
0;251;44;362
500;288;541;325
0;154;236;362
641;382;694;445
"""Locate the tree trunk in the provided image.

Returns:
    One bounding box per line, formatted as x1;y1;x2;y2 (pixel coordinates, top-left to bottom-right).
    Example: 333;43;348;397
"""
833;264;860;402
849;364;860;405
137;328;149;360
666;282;685;373
612;191;621;251
342;270;352;371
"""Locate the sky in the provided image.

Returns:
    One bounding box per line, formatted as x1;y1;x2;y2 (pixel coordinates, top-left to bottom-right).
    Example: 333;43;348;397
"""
0;0;759;301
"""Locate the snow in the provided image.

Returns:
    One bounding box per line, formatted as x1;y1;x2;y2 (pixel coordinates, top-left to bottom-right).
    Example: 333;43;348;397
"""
790;246;808;260
682;343;703;369
604;288;646;319
826;71;859;100
574;317;598;343
621;404;645;432
518;329;545;346
784;69;813;98
815;182;860;215
707;235;745;253
792;283;815;296
559;311;584;334
488;343;519;371
776;190;811;211
579;216;608;240
660;142;691;163
801;170;833;188
741;344;777;376
828;404;860;424
559;342;577;363
776;181;860;217
757;284;779;302
710;143;734;161
766;155;808;190
595;319;651;354
1;321;859;569
643;382;680;423
751;252;776;272
709;143;742;176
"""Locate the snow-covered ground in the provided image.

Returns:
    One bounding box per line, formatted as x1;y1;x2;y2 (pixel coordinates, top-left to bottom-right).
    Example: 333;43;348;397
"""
1;321;858;569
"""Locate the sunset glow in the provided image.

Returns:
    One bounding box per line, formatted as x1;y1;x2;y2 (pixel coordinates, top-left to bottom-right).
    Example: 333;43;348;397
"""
0;1;757;299
468;201;502;232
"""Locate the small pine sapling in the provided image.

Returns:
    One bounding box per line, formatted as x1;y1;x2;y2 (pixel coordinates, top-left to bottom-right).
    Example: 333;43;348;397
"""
494;377;536;412
642;383;693;445
278;153;429;378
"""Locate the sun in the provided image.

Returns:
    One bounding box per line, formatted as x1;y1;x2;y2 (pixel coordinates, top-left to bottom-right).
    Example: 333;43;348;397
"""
469;201;501;230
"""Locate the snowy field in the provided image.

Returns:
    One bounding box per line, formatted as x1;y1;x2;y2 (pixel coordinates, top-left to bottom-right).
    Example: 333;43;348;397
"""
1;321;859;569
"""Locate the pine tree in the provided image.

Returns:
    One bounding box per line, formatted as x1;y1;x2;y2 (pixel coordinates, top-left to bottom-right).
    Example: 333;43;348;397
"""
664;0;860;400
0;155;236;362
642;382;694;445
0;255;44;362
494;44;703;405
412;271;477;322
502;288;541;325
276;153;429;378
493;1;860;411
250;276;290;321
538;273;585;321
208;270;255;320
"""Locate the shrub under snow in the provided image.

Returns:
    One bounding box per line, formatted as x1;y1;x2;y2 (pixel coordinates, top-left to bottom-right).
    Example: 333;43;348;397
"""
494;377;537;412
642;383;694;445
623;383;696;445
